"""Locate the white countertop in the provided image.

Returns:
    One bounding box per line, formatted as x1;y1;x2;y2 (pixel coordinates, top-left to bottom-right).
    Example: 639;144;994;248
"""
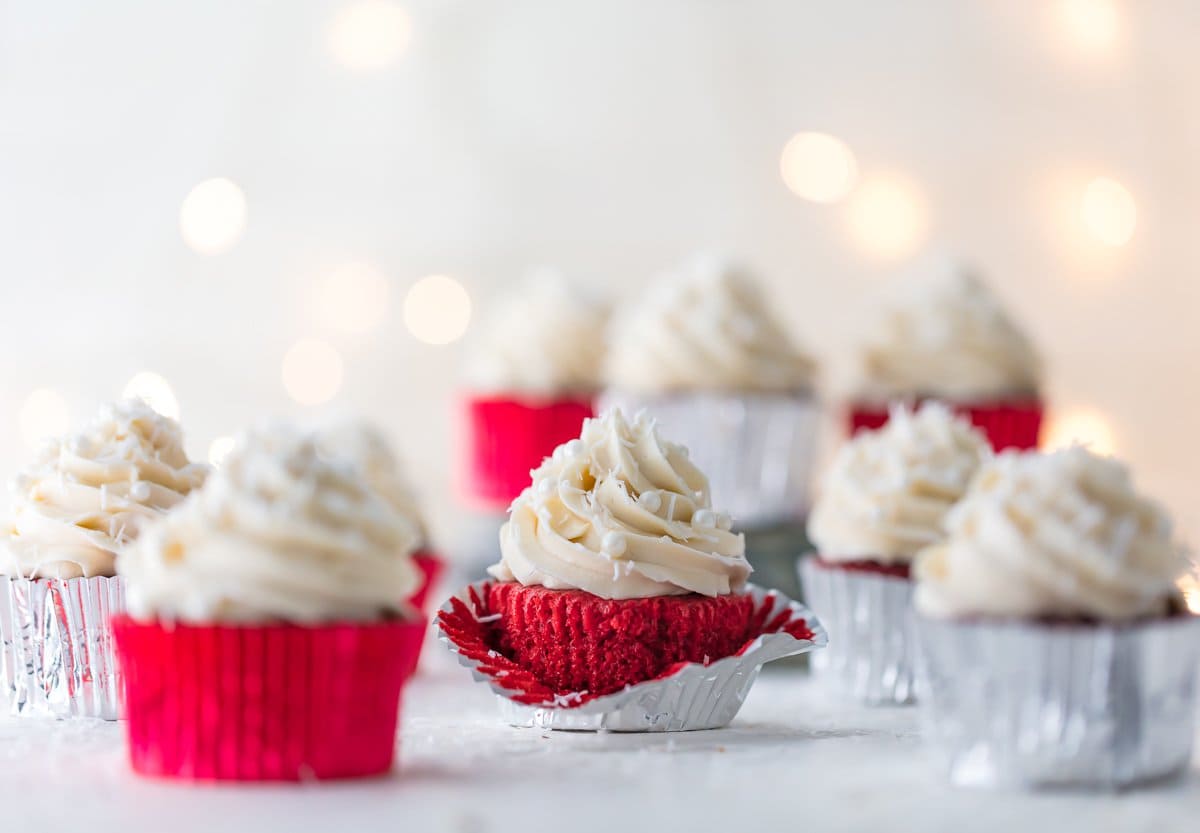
2;664;1197;833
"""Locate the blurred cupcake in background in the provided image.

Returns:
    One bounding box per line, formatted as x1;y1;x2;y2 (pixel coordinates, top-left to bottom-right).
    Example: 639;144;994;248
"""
114;425;424;781
0;399;208;719
600;255;819;596
459;269;608;514
913;447;1199;789
800;403;989;704
847;260;1043;451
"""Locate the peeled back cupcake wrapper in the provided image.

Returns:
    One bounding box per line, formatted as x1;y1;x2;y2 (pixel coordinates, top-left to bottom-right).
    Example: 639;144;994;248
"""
798;558;917;705
597;390;819;528
437;581;827;732
0;575;125;720
915;614;1200;790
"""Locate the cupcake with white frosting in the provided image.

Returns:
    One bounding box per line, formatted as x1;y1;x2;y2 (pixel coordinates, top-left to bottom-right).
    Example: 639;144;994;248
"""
800;403;989;703
0;399;208;719
438;410;827;731
913;447;1199;789
848;260;1044;451
600;255;820;529
113;425;425;781
460;269;609;511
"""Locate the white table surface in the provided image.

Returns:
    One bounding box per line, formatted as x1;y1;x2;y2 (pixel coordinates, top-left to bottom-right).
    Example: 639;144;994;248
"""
2;661;1197;833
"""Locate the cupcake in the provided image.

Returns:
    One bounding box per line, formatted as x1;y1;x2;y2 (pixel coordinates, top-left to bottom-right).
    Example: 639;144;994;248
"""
913;447;1199;789
0;400;207;719
113;426;424;781
460;269;608;511
799;403;989;704
847;261;1043;451
600;256;819;529
438;410;826;731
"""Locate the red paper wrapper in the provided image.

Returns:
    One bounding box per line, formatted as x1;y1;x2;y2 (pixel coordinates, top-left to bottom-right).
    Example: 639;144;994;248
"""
460;394;595;510
410;550;445;614
112;616;424;782
848;398;1044;451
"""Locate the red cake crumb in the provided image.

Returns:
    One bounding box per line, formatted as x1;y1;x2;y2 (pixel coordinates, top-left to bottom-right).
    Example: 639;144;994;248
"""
814;557;911;580
485;583;756;696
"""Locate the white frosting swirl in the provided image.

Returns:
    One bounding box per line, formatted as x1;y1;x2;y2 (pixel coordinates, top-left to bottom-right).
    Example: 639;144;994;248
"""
915;448;1184;621
809;403;990;564
853;261;1041;401
121;425;421;623
2;400;208;579
604;256;816;393
465;269;609;395
488;409;750;599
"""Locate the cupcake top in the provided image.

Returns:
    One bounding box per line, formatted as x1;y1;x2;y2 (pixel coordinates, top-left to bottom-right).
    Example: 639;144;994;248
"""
852;262;1041;402
464;269;609;396
914;447;1184;622
1;400;208;580
120;425;421;623
603;256;816;394
315;420;428;547
808;403;990;564
488;409;750;599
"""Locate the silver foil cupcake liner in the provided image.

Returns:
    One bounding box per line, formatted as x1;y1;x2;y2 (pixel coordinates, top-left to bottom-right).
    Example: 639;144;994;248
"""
915;614;1200;789
0;576;126;720
597;390;819;528
798;557;916;705
437;582;827;732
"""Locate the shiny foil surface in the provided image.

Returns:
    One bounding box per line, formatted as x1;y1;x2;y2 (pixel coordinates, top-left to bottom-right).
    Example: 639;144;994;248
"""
915;614;1200;789
596;390;819;528
798;558;917;705
438;582;827;732
0;575;125;720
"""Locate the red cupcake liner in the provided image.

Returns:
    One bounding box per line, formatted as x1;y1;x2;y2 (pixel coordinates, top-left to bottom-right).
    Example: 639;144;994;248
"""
459;394;595;510
112;616;424;782
848;398;1044;451
409;550;445;614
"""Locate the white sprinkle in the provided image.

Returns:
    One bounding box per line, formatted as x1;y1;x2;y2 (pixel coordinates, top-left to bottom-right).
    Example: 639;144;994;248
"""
638;491;662;512
716;511;733;531
130;481;152;502
601;531;627;558
564;439;586;458
536;479;556;499
693;509;717;528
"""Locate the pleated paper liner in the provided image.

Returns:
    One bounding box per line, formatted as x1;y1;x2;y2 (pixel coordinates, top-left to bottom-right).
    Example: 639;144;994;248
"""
437;581;827;732
848;398;1044;451
112;617;424;782
459;394;595;511
0;575;125;720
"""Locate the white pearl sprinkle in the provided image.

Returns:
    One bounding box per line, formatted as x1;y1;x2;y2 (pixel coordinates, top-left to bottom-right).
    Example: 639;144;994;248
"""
129;481;152;502
692;509;717;528
637;491;662;512
563;439;586;458
601;531;627;558
536;479;556;498
716;511;733;531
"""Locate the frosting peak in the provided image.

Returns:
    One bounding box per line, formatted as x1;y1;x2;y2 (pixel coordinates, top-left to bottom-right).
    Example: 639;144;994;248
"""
604;256;816;393
2;400;208;579
915;447;1184;621
488;409;750;599
121;425;421;623
808;403;990;563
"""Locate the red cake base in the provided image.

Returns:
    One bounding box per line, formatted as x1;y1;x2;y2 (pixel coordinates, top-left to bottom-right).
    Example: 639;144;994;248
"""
849;399;1043;452
813;557;912;580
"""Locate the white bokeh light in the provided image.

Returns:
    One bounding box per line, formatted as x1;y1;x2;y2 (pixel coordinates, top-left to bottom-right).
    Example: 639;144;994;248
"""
208;436;235;467
844;174;929;261
1080;176;1136;247
179;178;247;255
123;371;181;420
403;275;472;345
19;389;70;450
328;0;411;71
282;338;344;405
1043;407;1117;455
780;132;858;204
1054;0;1121;55
311;262;391;335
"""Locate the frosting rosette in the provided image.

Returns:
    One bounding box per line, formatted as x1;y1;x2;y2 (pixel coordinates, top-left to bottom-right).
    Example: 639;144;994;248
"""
915;447;1185;621
1;399;208;579
809;403;990;564
603;255;815;393
853;261;1041;402
120;425;422;623
488;409;750;599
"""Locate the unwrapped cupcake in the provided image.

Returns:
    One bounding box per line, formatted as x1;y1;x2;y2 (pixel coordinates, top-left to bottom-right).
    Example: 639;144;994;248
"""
913;447;1199;789
438;409;826;731
847;261;1043;451
0;399;207;719
600;255;819;527
800;403;989;704
460;269;608;511
113;425;425;781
